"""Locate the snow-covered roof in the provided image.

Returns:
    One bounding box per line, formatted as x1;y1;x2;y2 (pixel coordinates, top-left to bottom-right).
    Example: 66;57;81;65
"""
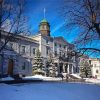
54;36;74;46
1;30;39;44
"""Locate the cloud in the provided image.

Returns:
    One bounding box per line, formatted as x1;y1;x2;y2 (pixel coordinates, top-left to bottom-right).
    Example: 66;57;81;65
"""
51;21;65;34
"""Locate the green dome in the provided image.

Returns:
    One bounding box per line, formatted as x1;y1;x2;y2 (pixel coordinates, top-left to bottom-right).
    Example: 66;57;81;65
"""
40;19;48;23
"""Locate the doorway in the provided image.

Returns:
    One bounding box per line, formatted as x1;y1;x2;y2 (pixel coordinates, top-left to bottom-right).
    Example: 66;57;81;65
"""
59;63;63;73
8;59;14;76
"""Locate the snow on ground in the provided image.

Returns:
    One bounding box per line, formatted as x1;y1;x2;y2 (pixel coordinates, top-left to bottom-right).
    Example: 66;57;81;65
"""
0;76;14;81
71;74;81;79
85;78;100;84
0;82;100;100
23;75;62;81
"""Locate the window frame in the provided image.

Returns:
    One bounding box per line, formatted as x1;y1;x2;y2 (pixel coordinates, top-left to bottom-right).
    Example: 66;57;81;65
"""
21;46;26;54
33;48;36;55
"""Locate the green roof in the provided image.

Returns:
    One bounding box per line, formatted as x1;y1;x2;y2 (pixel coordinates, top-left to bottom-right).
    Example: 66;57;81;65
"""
40;19;48;23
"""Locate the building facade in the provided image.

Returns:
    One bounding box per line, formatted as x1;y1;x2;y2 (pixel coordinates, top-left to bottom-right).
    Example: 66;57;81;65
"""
0;31;39;76
1;18;97;77
32;18;79;76
89;58;100;79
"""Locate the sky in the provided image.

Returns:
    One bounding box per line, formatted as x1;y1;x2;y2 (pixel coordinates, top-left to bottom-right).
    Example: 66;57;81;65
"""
25;0;79;43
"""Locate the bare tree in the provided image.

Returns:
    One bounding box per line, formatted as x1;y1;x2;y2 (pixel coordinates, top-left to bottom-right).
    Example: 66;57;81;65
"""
15;16;31;36
0;0;26;52
62;0;100;55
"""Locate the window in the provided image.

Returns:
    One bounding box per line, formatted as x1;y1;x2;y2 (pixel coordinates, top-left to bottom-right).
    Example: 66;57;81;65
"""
63;53;65;57
42;25;46;29
64;46;66;49
22;62;25;70
42;25;45;29
55;51;57;56
33;48;35;55
94;64;96;67
59;44;61;48
59;52;61;57
0;55;3;67
46;48;49;55
96;70;98;73
21;46;26;54
9;43;13;49
44;25;47;29
55;43;57;46
46;40;48;44
89;60;91;64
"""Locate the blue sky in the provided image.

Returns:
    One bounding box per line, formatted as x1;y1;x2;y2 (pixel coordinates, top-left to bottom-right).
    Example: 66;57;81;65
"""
25;0;79;43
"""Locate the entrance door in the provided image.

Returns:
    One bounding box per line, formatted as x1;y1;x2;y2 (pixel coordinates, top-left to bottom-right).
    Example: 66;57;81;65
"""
8;59;14;76
65;64;68;73
59;63;63;73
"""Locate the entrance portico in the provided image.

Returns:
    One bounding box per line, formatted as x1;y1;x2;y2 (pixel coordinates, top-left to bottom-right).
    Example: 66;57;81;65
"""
54;61;75;75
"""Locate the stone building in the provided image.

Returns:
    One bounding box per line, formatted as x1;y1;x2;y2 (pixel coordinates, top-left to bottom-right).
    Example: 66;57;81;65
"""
0;31;39;76
32;18;79;76
89;58;100;79
0;18;80;77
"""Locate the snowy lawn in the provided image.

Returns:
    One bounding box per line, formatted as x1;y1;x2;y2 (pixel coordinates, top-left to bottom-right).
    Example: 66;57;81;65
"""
23;75;62;81
0;76;14;81
0;82;100;100
85;78;100;84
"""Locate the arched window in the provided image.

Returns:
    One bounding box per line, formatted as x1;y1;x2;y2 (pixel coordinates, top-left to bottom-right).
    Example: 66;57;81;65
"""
96;70;98;73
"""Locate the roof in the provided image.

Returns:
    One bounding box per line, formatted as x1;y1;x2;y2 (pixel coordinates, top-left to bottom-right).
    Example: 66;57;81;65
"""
89;58;100;61
40;19;48;23
54;36;75;48
1;30;39;44
54;37;69;45
32;33;53;41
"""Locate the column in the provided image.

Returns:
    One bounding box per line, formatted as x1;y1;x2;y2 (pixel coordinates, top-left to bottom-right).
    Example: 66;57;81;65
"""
67;64;69;74
62;63;64;73
71;65;74;74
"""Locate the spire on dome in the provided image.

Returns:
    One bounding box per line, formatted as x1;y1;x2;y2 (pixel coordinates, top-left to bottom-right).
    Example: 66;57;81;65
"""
44;8;46;19
39;8;50;36
40;8;48;23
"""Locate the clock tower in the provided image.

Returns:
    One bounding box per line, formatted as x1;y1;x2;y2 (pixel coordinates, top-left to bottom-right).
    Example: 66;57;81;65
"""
39;8;50;36
39;19;50;36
